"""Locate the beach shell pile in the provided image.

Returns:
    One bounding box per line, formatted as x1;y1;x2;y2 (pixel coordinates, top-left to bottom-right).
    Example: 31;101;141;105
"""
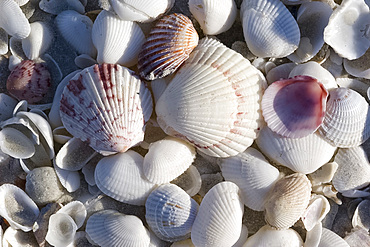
0;0;369;246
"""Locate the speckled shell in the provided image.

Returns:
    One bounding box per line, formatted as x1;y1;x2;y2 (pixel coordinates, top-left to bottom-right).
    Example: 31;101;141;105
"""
59;63;153;156
145;184;199;242
0;0;30;39
137;13;199;80
7;60;51;104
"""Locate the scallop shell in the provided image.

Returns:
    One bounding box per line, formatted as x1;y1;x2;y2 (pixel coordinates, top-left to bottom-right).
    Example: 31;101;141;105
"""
45;213;77;247
0;127;35;159
240;0;300;58
319;228;350;247
256;126;337;174
0;0;30;39
219;147;280;211
264;173;312;229
57;201;87;229
191;181;244;247
155;38;267;157
137;13;198;80
318;88;370;147
21;21;53;60
94;150;157;205
189;0;237;35
261;75;328;138
59;63;153;156
92;10;145;66
145;183;199;242
85;210;151;247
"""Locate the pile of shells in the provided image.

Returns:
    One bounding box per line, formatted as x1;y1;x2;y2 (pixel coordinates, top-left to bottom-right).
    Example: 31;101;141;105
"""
0;0;369;246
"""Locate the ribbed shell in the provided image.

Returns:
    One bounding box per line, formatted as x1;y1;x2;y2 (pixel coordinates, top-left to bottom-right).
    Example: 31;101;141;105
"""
319;228;350;247
264;173;311;229
137;13;198;80
145;184;199;242
59;63;153;156
318;88;370;147
156;38;266;157
0;0;30;39
191;181;244;247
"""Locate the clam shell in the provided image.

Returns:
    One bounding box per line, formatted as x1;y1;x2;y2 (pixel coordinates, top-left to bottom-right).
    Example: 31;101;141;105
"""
191;181;244;247
137;13;198;80
57;201;87;229
343;48;370;79
0;127;35;159
59;63;153;156
305;222;322;247
85;210;151;247
22;21;53;60
45;213;77;247
3;227;39;246
39;0;85;15
301;195;330;231
145;183;199;242
92;10;145;66
319;228;350;247
264;173;312;229
219;147;280;211
0;0;30;39
53;160;81;192
156;38;266;157
318;88;370;147
261;75;328;138
240;0;300;58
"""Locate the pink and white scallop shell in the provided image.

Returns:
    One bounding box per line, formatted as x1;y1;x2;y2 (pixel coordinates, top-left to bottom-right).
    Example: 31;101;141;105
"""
60;63;153;156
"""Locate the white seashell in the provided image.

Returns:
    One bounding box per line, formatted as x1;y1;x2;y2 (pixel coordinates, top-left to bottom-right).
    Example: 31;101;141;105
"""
240;0;300;58
319;228;350;247
0;183;40;232
219;147;280;211
0;28;8;55
55;10;96;57
0;93;18;122
57;201;87;229
85;210;151;247
171;165;202;197
323;0;370;60
336;77;369;99
21;21;53;60
12;100;28;116
39;0;85;15
81;155;99;186
189;0;237;35
14;0;29;6
191;181;244;247
305;222;323;247
256;126;337;174
266;62;296;85
344;227;370;247
2;227;39;247
92;10;145;66
109;0;174;22
150;77;170;104
45;213;77;247
145;183;199;242
9;36;26;61
74;54;97;69
8;54;22;71
301;195;330;231
53;126;73;144
352;199;370;230
308;161;338;186
143;136;196;184
0;127;35;159
95;150;157;205
242;225;303;247
343;48;370;79
0;0;30;39
53;161;81;193
156;38;267;157
232;224;248;247
318;88;370;147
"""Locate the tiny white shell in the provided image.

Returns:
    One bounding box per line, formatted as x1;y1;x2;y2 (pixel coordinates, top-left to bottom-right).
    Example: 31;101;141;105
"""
53;126;73;144
2;227;39;247
45;213;77;247
0;127;35;159
308;161;338;186
22;21;53;60
57;201;87;229
171;165;202;197
0;0;30;39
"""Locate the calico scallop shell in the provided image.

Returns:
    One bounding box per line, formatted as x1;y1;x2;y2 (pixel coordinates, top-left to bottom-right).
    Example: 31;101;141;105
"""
261;75;328;138
59;63;153;156
21;21;53;60
318;87;370;147
137;13;199;80
264;173;312;230
156;38;267;157
0;0;30;39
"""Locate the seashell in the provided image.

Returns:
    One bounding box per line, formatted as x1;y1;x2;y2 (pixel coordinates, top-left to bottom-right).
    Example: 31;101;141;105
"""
240;0;300;58
189;0;237;35
308;161;338;186
21;21;53;60
343;48;370;79
109;0;174;22
266;62;296;85
92;10;145;66
81;156;99;186
344;227;370;246
57;201;87;229
301;195;330;231
191;181;244;247
0;0;30;39
39;0;85;15
94;150;157;205
45;213;77;247
305;222;322;247
0;93;18;122
137;13;199;80
85;210;151;247
0;28;8;55
318;88;370;147
155;38;267;157
264;173;312;229
319;228;350;247
171;165;202;197
219;147;280;211
336;77;369;99
143;136;196;184
59;63;153;156
256;126;337;174
352;199;370;230
14;0;29;6
53;161;81;193
2;227;39;246
150;77;170;104
0;114;39;146
233;224;249;247
74;53;97;69
0;127;35;159
7;60;51;104
243;225;303;247
53;126;72;144
55;10;96;57
261;75;328;138
145;183;199;242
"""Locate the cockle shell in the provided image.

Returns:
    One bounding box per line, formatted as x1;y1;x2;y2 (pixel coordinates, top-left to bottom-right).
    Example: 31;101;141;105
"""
318;88;370;147
156;38;266;157
59;63;153;156
191;181;244;247
7;60;51;104
261;75;328;138
0;0;30;39
137;13;199;80
145;183;199;242
21;21;53;60
0;127;35;159
240;0;300;58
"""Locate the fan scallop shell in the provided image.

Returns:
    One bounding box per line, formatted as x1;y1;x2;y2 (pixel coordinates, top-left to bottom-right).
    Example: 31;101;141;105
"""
137;13;199;81
155;38;267;158
59;63;153;156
